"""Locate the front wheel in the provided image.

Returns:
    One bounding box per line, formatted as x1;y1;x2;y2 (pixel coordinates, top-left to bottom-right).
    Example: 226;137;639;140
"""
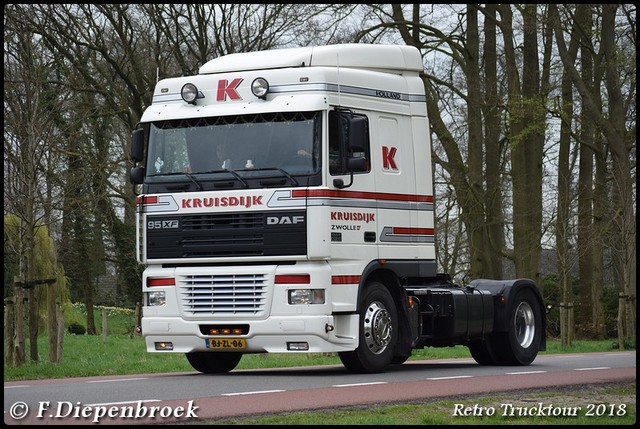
185;352;242;374
339;282;398;373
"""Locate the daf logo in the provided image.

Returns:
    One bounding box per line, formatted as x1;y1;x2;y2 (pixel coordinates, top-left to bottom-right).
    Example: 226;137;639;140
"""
266;215;305;225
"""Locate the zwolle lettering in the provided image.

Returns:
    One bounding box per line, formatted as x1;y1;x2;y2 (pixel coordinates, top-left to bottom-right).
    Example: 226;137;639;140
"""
182;196;262;209
216;78;243;101
331;211;375;223
332;224;360;231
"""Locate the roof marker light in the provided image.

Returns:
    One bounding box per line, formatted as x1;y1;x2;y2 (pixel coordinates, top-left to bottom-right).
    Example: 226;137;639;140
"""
251;77;269;99
181;83;199;104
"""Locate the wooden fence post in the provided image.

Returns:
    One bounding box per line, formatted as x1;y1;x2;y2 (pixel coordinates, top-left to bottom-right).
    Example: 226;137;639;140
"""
102;308;108;342
14;281;26;366
134;303;142;336
559;302;566;346
4;297;15;366
47;281;58;363
56;302;64;362
567;302;574;344
617;293;626;350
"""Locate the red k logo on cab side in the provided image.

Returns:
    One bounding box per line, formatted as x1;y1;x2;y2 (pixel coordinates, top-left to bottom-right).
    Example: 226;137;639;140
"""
382;146;398;170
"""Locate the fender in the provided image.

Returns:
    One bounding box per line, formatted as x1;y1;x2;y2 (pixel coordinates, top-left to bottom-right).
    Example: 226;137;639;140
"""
358;260;416;362
468;278;546;350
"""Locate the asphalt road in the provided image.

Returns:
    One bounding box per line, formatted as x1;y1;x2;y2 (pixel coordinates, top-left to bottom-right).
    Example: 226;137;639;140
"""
4;351;636;425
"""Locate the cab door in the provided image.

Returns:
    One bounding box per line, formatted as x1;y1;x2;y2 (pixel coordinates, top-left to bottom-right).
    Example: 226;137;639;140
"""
327;109;378;262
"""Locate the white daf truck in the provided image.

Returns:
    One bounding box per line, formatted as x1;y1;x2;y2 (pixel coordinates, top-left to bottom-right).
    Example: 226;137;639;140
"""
130;44;545;374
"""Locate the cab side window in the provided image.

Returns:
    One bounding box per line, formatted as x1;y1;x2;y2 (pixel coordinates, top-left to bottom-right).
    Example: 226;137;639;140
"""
329;110;370;175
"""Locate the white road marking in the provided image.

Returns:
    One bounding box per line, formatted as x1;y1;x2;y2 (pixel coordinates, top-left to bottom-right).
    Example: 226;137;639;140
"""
222;390;286;396
574;367;611;371
85;399;161;406
87;377;149;383
333;382;388;387
426;375;474;380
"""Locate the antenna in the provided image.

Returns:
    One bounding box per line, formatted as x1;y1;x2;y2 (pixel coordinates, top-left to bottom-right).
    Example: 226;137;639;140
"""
337;52;341;107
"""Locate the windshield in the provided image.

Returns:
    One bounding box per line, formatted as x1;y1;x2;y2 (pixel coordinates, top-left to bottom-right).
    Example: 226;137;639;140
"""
145;111;321;189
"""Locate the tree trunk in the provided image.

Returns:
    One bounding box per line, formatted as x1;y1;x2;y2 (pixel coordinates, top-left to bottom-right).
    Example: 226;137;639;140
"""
552;4;636;341
499;4;544;286
482;4;505;280
556;10;579;344
464;6;490;279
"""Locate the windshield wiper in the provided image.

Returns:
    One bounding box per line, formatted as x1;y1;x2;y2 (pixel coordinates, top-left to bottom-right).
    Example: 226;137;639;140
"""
148;171;202;191
194;169;248;188
184;172;203;191
238;167;299;186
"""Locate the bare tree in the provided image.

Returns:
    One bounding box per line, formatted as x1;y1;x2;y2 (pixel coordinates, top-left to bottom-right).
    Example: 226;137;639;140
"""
555;4;581;345
551;4;636;341
4;12;62;363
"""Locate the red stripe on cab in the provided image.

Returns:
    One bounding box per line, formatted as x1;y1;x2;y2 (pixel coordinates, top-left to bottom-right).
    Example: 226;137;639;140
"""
275;274;311;284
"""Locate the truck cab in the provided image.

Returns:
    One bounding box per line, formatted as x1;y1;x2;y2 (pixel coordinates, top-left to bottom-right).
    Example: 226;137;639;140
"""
131;44;545;374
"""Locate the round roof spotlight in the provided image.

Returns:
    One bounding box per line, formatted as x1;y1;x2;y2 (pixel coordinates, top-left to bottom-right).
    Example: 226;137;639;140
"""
251;77;269;100
181;83;199;105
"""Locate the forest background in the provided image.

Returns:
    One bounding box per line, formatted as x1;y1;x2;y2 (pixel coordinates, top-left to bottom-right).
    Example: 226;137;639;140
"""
3;5;636;366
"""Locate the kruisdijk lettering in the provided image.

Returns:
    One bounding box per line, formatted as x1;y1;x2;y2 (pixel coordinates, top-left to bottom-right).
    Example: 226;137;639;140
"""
181;196;263;209
331;211;375;223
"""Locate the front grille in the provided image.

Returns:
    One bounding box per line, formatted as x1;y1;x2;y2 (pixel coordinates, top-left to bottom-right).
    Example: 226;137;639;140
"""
179;273;268;317
146;210;306;259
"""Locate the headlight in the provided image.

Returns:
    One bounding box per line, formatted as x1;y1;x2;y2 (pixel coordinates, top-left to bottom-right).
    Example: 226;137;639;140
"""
288;289;325;305
147;291;166;307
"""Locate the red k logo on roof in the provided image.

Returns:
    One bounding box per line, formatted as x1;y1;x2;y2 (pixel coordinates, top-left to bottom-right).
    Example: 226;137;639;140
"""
382;146;398;170
217;78;243;101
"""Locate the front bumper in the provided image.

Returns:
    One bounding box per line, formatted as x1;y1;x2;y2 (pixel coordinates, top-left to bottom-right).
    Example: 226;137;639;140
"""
142;313;358;353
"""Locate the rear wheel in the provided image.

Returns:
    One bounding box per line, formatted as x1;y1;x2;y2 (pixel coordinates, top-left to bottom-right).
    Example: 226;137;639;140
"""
339;282;398;373
185;352;242;374
470;288;542;366
501;288;542;365
468;339;499;365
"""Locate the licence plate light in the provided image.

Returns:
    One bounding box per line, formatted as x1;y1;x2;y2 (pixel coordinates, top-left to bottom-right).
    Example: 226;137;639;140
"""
287;342;309;351
155;342;173;351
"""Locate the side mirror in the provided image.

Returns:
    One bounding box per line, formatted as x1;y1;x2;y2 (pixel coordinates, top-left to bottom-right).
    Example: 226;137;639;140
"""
131;128;144;163
130;166;145;185
347;115;367;152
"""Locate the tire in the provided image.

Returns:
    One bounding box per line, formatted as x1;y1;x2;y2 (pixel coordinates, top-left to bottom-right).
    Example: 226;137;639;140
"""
339;282;398;373
391;354;410;365
185;352;242;374
477;288;543;366
470;288;542;366
468;339;499;365
502;288;543;365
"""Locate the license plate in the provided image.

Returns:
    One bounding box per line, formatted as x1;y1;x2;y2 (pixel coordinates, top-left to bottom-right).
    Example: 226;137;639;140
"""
206;338;246;349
